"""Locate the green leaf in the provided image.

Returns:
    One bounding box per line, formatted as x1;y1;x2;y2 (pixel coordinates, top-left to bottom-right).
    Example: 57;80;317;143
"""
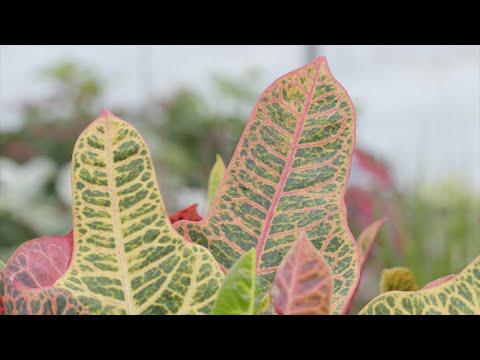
254;293;271;315
207;154;226;209
211;248;256;315
176;57;359;314
54;111;224;314
360;256;480;314
0;260;4;270
379;267;419;293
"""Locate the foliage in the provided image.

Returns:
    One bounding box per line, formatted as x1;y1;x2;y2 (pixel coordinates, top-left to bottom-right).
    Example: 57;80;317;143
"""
271;232;332;315
175;57;359;314
1;56;479;315
211;249;256;315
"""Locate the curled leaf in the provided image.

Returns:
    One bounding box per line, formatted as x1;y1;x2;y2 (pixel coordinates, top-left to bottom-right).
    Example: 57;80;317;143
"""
358;218;387;268
207;154;226;209
211;248;256;315
169;204;202;224
271;232;332;315
379;267;419;293
176;57;359;314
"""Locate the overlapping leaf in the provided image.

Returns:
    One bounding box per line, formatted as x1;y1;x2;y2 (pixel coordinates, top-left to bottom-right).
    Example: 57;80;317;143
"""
211;248;256;315
176;57;358;313
1;205;201;293
3;232;73;290
52;111;223;314
0;271;88;315
360;255;480;314
271;232;332;315
207;154;226;209
169;204;202;224
358;218;386;268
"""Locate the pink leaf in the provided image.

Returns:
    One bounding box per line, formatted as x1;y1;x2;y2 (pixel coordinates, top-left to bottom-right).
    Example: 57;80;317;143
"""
271;232;332;315
3;231;73;290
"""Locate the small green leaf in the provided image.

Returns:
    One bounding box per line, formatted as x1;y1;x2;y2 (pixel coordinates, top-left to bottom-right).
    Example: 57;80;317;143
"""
0;260;4;270
379;267;419;293
207;154;226;209
211;249;256;315
254;293;271;315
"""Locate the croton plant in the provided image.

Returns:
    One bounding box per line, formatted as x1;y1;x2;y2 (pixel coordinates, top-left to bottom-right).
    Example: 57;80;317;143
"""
1;56;479;315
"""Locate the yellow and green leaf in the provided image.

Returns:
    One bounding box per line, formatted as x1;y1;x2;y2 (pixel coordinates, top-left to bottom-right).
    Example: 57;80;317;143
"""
271;232;332;315
207;154;226;209
360;256;480;314
176;56;358;314
211;248;256;315
379;267;419;293
54;111;224;314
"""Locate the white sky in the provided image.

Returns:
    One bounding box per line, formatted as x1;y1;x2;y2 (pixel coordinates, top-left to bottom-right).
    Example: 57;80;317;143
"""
1;45;479;190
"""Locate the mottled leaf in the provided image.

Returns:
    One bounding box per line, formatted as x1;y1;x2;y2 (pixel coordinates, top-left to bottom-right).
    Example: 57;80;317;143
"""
379;267;419;293
3;231;73;290
360;256;480;314
271;232;332;315
169;204;202;224
358;218;386;268
211;248;256;315
0;271;88;315
54;111;224;314
176;57;358;314
207;154;226;209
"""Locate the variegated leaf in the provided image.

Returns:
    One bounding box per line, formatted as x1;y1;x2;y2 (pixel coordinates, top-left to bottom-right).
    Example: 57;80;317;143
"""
358;218;386;268
3;232;73;290
271;232;332;315
379;267;419;293
176;57;358;314
360;256;480;315
169;204;202;224
211;248;256;315
0;272;89;315
54;111;223;314
207;154;226;209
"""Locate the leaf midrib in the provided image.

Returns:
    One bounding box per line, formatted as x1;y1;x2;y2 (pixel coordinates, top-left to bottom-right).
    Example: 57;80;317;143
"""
104;117;135;314
254;65;321;270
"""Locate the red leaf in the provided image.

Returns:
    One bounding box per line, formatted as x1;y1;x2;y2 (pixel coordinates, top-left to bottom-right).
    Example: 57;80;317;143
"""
3;231;73;290
168;204;202;224
271;232;332;315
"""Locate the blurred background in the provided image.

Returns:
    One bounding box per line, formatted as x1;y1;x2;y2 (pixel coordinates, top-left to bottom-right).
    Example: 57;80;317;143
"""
1;45;479;312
